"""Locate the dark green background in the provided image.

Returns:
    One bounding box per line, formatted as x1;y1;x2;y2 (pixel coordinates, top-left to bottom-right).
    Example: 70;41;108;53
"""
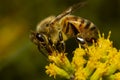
0;0;120;80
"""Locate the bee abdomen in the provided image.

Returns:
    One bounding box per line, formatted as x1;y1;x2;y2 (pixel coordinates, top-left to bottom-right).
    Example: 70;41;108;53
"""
82;19;97;31
63;22;79;37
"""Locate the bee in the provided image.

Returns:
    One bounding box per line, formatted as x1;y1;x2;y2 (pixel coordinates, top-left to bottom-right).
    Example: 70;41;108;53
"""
30;2;98;56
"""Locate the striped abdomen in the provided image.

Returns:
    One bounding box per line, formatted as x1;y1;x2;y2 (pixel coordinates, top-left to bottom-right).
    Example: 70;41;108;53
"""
60;15;98;42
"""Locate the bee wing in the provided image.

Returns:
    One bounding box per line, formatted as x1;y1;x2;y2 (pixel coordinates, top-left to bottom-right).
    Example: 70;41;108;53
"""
50;2;86;25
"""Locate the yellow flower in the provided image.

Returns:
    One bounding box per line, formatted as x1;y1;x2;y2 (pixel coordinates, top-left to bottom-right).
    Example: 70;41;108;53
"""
48;52;74;74
114;73;120;80
72;48;87;70
45;31;120;80
45;63;70;79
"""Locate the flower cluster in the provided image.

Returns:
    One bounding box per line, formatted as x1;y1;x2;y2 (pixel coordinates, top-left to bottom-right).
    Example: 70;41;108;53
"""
45;32;120;80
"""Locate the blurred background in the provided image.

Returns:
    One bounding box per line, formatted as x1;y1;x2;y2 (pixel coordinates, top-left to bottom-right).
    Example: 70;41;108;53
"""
0;0;120;80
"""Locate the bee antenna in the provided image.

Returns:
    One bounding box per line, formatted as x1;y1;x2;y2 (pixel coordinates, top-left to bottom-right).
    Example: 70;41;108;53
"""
50;2;86;26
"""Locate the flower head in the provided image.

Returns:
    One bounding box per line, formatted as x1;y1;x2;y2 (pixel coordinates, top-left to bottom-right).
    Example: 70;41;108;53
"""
45;31;120;80
45;63;70;79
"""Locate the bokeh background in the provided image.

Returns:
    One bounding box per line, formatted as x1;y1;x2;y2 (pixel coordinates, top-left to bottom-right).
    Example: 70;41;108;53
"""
0;0;120;80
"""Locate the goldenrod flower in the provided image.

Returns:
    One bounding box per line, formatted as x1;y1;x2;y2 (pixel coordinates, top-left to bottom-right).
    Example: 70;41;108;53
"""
48;52;74;73
45;32;120;80
45;63;70;79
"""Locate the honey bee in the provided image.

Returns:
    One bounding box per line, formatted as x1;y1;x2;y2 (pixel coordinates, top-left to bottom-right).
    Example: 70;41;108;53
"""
30;2;98;56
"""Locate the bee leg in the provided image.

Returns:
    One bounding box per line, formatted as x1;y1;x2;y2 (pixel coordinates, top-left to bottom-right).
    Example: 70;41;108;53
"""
56;31;66;53
76;36;87;48
48;37;57;53
37;45;48;57
56;41;65;53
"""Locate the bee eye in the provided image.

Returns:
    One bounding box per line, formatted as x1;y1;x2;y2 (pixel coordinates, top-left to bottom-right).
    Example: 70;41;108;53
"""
36;33;45;42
